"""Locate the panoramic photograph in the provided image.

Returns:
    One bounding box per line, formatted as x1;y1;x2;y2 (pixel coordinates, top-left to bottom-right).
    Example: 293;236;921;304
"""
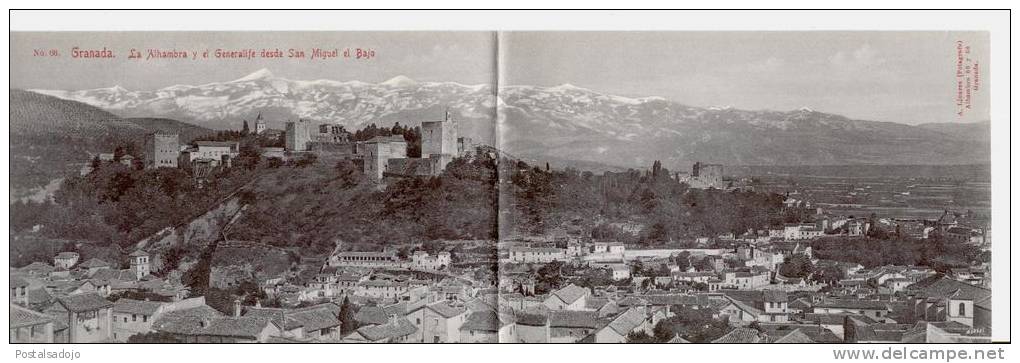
9;30;992;344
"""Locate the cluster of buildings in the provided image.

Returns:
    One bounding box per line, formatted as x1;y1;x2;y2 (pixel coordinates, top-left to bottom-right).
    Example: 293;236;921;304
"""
485;209;992;344
10;249;194;343
676;162;725;189
85;110;477;184
284;111;474;181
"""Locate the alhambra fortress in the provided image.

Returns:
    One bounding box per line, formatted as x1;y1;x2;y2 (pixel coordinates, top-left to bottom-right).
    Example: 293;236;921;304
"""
139;111;475;182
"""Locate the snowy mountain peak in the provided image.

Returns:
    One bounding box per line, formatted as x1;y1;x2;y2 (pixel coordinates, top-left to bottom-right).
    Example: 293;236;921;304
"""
232;68;276;83
548;83;590;92
380;75;418;87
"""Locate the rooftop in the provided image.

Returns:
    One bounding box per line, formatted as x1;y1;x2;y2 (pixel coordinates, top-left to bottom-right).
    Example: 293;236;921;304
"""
550;284;589;305
11;305;54;329
113;298;165;316
56;292;113;312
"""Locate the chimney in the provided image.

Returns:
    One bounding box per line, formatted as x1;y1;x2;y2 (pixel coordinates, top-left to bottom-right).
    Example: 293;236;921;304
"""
200;319;210;328
233;299;242;317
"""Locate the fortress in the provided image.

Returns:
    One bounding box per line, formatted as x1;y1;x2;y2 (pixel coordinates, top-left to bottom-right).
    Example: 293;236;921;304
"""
284;110;472;181
677;162;725;189
143;132;181;169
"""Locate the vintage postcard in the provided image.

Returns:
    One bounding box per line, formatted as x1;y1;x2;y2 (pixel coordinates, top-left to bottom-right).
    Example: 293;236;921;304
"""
8;23;999;346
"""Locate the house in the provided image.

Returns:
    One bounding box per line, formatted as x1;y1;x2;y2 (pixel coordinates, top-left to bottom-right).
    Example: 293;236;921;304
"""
723;270;770;290
549;310;598;343
179;141;240;168
813;299;894;322
592;242;626;255
507;247;567;264
594;307;652;343
762;290;790;323
543;284;590;310
10;305;56;343
128;250;151;280
906;275;991;329
176;316;283;343
715;291;791;324
673;271;717;284
410;251;451;271
585;297;620;317
153;302;283;343
608;264;631;281
356;280;409;299
329;251;401;268
54;252;80;269
78;258;111;276
11;275;30;305
51;292;114;343
459;310;500;343
711;327;766;343
882;278;915;293
244;303;343;342
760;324;843;343
112;299;166;341
353;303;410;327
783;223;823;240
19;262;56;277
802;313;878;339
343;316;418;343
109;297;210;341
513;312;550;343
407;301;467;343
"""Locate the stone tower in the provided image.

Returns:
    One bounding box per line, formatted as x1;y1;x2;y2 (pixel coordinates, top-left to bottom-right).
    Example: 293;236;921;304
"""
421;110;458;171
129;250;150;280
255;112;267;135
144;132;180;169
692;162;724;188
285;119;312;151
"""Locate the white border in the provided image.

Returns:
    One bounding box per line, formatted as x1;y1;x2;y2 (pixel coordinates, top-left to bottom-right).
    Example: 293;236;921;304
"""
3;8;1013;363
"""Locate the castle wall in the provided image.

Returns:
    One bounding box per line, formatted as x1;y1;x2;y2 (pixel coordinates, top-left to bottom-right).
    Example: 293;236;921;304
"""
365;141;408;181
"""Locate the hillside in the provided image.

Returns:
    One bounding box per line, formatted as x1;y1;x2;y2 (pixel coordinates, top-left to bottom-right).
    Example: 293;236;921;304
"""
917;121;991;144
32;70;991;169
9;89;212;195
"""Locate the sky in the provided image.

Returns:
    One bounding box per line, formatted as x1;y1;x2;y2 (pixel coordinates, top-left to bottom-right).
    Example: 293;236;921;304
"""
11;31;988;125
502;32;989;124
10;32;498;89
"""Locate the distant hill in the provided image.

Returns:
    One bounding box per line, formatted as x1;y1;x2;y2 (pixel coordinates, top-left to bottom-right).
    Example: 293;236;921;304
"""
917;121;991;144
32;70;991;169
9;89;212;195
121;117;214;143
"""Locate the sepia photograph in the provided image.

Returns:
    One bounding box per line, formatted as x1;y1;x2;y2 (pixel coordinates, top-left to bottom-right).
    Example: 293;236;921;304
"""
5;9;1008;354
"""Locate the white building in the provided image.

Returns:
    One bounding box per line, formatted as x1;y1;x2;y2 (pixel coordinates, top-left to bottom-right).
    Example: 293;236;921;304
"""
507;247;566;264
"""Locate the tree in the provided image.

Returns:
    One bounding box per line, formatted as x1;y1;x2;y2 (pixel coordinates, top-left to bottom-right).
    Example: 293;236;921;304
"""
334;159;363;187
661;307;733;343
295;153;318;167
811;264;847;284
625;330;658;343
778;254;813;278
339;296;358;334
127;331;181;343
534;260;564;295
652;320;675;342
242;119;250;135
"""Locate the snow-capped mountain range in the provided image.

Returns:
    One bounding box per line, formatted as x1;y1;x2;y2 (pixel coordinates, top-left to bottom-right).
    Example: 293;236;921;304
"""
30;69;989;168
